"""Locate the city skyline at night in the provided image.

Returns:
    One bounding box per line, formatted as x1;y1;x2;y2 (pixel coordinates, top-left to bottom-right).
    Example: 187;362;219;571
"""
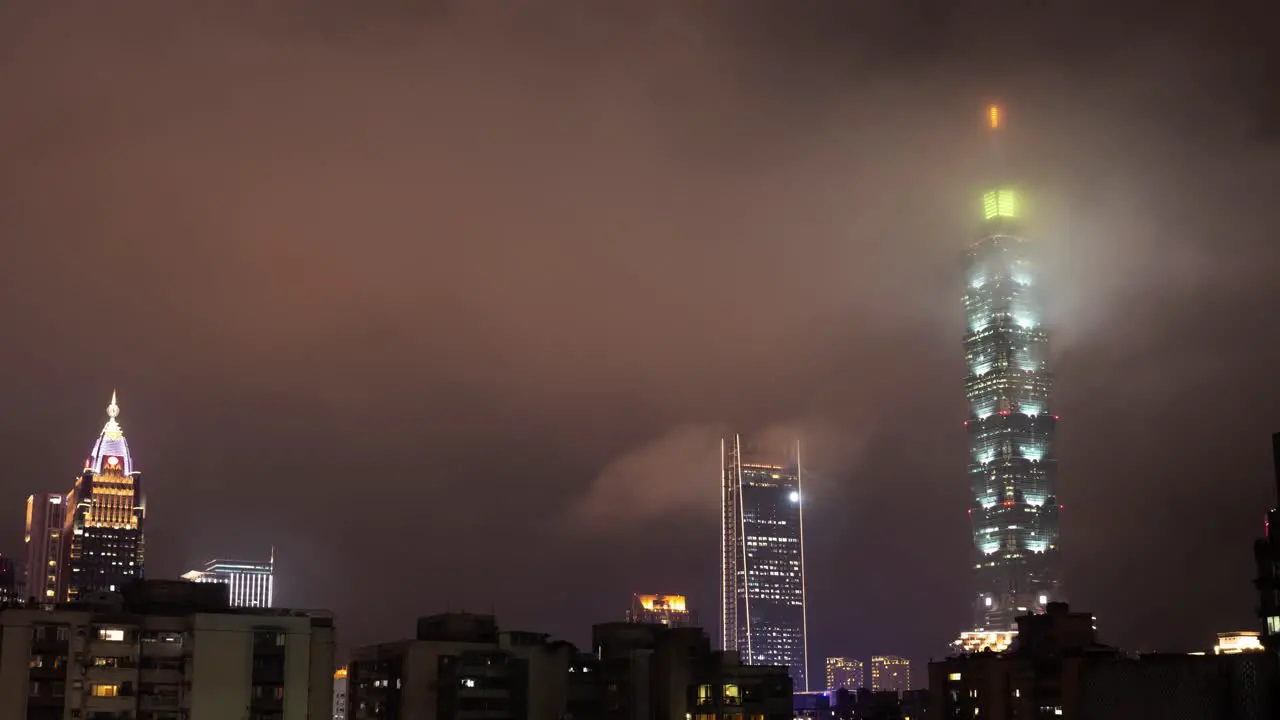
961;105;1062;634
1;2;1278;685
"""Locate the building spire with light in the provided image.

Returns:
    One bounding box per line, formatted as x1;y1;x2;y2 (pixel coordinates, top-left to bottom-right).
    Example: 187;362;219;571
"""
104;390;121;434
88;389;133;476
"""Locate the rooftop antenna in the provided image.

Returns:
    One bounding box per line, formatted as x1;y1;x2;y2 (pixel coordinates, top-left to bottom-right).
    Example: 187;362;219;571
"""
1271;432;1280;503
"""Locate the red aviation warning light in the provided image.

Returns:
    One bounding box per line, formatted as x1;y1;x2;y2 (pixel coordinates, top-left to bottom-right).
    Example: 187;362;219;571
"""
988;104;1002;130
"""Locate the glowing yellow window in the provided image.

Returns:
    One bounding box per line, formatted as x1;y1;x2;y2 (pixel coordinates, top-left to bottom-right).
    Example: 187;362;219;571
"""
723;683;741;705
696;684;713;706
91;684;119;697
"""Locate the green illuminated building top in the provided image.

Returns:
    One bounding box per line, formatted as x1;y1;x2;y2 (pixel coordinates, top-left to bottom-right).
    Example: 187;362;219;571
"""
982;188;1020;220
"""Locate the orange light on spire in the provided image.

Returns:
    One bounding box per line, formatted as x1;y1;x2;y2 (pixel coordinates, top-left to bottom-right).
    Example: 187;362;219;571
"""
988;104;1002;129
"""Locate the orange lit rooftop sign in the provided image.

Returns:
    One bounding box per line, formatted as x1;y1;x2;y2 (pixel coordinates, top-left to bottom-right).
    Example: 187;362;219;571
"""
638;594;687;612
334;666;348;680
988;104;1002;129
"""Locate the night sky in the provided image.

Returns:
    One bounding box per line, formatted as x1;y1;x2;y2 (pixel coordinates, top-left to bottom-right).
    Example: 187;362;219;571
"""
2;1;1279;673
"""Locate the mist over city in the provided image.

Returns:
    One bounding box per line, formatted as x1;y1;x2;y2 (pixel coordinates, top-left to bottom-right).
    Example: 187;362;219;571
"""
1;3;1279;718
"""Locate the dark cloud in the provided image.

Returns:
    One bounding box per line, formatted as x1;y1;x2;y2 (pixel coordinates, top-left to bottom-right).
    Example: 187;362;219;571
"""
1;0;1278;670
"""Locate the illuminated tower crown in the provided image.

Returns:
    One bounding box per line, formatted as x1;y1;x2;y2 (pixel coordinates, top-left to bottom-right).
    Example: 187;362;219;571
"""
87;390;134;476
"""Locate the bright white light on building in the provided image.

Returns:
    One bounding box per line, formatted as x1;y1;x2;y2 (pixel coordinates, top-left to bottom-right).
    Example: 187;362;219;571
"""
788;491;800;503
1038;594;1048;605
1214;632;1264;655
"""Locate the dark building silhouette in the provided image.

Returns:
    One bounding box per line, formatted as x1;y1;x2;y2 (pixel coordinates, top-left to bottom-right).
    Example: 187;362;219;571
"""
594;621;792;720
0;554;15;603
348;612;595;720
930;603;1279;719
829;687;910;720
961;105;1062;634
346;615;789;720
1077;652;1278;719
1255;433;1280;653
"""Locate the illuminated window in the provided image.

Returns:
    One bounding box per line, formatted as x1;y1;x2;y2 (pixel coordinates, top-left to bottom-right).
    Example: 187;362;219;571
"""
96;628;125;642
90;684;119;697
1267;616;1280;635
723;683;741;705
948;673;961;681
697;684;713;706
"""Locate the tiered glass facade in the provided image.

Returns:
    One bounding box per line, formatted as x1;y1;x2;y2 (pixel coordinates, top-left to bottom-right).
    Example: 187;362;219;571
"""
963;169;1062;631
721;435;810;690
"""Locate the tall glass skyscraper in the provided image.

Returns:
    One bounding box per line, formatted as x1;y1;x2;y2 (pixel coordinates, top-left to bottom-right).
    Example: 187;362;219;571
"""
962;105;1062;632
721;434;810;690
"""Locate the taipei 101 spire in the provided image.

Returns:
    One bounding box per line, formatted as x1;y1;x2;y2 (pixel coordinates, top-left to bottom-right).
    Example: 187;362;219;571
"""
960;104;1062;636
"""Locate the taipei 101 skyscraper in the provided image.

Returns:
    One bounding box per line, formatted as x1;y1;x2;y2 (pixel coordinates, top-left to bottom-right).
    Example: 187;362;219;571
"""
959;105;1062;641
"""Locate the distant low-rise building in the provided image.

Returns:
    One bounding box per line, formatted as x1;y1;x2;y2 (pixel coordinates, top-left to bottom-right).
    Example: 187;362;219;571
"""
0;578;335;720
182;556;274;608
626;593;694;627
825;656;864;692
1213;631;1265;655
870;656;911;693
